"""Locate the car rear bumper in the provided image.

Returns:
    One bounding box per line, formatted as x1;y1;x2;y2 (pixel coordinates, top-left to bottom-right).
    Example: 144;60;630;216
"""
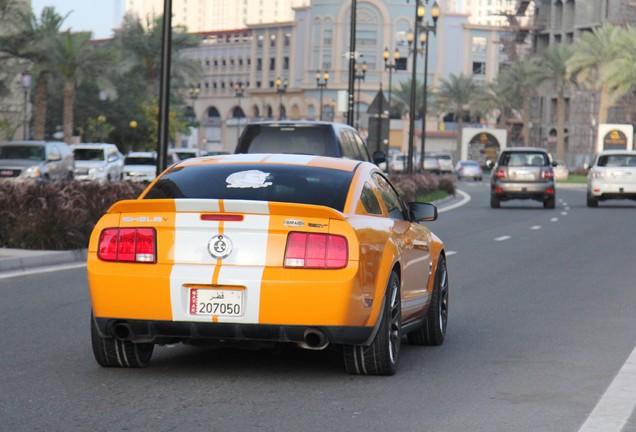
492;181;555;200
589;182;636;199
93;316;376;346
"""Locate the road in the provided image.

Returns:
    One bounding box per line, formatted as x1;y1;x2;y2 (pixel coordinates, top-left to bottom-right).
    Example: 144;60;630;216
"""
1;182;635;432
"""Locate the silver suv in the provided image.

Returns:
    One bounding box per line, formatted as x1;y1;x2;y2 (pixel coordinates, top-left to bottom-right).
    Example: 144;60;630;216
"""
234;121;386;165
490;147;556;209
0;140;74;180
71;143;124;182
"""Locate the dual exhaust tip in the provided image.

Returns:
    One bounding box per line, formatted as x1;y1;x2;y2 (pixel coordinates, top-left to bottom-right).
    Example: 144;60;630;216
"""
112;322;330;351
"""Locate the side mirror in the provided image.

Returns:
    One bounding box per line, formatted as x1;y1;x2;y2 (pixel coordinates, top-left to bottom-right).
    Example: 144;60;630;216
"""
583;162;591;170
551;161;558;167
485;160;494;169
408;202;438;222
373;150;386;165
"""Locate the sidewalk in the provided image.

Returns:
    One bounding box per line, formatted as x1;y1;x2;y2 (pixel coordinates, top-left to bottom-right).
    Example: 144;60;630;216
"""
0;248;87;273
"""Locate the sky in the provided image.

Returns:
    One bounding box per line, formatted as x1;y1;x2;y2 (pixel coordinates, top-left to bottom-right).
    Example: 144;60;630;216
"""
31;0;124;39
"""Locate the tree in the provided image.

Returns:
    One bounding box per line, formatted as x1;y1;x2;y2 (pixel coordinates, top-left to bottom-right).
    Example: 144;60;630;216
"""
0;6;67;139
567;24;625;127
600;26;636;111
536;45;574;161
435;73;482;158
54;30;111;142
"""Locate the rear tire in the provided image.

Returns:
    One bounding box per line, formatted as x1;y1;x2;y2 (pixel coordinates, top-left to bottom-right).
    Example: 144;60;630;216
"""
343;271;401;376
544;197;556;209
91;312;154;368
408;255;448;346
490;196;500;208
587;195;599;207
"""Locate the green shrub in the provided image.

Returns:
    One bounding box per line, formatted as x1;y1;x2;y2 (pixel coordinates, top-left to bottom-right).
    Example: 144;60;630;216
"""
0;180;146;250
389;173;456;203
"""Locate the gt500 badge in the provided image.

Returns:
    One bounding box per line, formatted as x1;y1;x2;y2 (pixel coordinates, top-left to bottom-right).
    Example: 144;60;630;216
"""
208;235;233;259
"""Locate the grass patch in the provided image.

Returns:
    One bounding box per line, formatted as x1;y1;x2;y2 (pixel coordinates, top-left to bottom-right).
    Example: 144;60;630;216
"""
417;190;449;202
557;174;587;184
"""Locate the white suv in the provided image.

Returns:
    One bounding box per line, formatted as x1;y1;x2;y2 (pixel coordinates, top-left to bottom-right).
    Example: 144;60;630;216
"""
71;143;124;182
586;150;636;207
123;151;157;182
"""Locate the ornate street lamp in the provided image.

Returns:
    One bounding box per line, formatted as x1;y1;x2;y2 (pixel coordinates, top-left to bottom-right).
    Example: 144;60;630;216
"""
406;0;439;173
315;71;329;121
353;61;367;130
234;82;245;142
21;70;32;140
383;47;401;115
275;77;288;120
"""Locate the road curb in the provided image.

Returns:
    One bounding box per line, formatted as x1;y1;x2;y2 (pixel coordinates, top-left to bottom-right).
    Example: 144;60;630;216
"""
0;248;87;273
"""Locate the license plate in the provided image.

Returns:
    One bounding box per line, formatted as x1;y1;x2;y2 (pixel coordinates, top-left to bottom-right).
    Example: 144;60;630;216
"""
189;288;244;316
515;173;534;180
0;170;13;177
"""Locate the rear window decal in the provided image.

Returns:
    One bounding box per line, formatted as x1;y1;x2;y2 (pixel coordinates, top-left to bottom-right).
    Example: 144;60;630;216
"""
226;170;272;188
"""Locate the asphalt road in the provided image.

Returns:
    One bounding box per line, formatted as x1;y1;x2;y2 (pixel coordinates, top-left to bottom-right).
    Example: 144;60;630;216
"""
1;182;635;432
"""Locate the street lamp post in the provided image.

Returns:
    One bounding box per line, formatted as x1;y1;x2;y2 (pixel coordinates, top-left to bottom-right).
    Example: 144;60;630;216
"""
21;71;32;140
315;71;329;121
234;82;244;142
353;61;367;130
383;47;400;115
416;2;439;171
275;77;288;120
406;0;440;173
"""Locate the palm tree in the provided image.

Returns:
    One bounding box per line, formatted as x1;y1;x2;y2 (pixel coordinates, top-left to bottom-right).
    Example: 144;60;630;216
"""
435;73;482;158
54;30;111;142
567;24;625;127
495;59;543;147
390;78;425;119
536;44;574;162
0;6;67;140
600;26;636;109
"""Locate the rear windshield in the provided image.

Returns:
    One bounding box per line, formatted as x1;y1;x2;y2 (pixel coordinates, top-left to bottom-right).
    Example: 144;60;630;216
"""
0;145;45;161
144;163;353;211
597;154;636;167
462;161;479;166
237;125;335;156
74;149;105;161
125;156;155;165
499;152;548;166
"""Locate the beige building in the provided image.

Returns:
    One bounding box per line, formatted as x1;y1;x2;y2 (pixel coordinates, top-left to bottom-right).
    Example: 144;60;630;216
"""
125;0;309;32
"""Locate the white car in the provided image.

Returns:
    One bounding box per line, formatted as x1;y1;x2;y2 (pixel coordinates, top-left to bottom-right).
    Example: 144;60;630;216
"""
123;152;157;182
71;143;124;182
586;150;636;207
455;160;483;181
554;160;569;180
427;152;454;174
168;148;203;163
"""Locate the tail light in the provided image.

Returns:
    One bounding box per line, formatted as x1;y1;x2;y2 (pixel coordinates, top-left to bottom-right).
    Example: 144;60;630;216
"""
494;168;506;179
98;228;156;263
284;232;348;269
542;169;554;179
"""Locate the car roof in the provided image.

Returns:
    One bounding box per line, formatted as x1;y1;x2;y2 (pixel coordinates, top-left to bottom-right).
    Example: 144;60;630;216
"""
1;140;64;146
178;153;365;172
70;143;118;148
501;147;548;153
244;120;354;130
127;151;156;157
597;150;636;155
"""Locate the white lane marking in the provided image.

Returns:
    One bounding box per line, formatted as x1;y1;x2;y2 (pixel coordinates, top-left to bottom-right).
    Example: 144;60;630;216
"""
565;207;570;211
578;344;636;432
495;236;511;242
438;189;471;213
562;212;568;216
0;262;86;280
531;225;542;230
551;218;559;222
446;251;457;256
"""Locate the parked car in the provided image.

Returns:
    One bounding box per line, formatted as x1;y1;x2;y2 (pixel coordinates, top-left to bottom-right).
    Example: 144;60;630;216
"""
586;150;636;207
123;151;157;182
71;143;124;182
428;152;454;174
168;148;204;163
489;147;557;209
234;120;386;165
455;160;483;181
0;140;74;180
422;154;441;174
553;160;569;180
389;152;439;174
88;154;448;375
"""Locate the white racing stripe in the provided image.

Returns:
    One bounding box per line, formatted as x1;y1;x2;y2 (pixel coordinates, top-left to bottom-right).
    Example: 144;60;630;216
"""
578;345;636;432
